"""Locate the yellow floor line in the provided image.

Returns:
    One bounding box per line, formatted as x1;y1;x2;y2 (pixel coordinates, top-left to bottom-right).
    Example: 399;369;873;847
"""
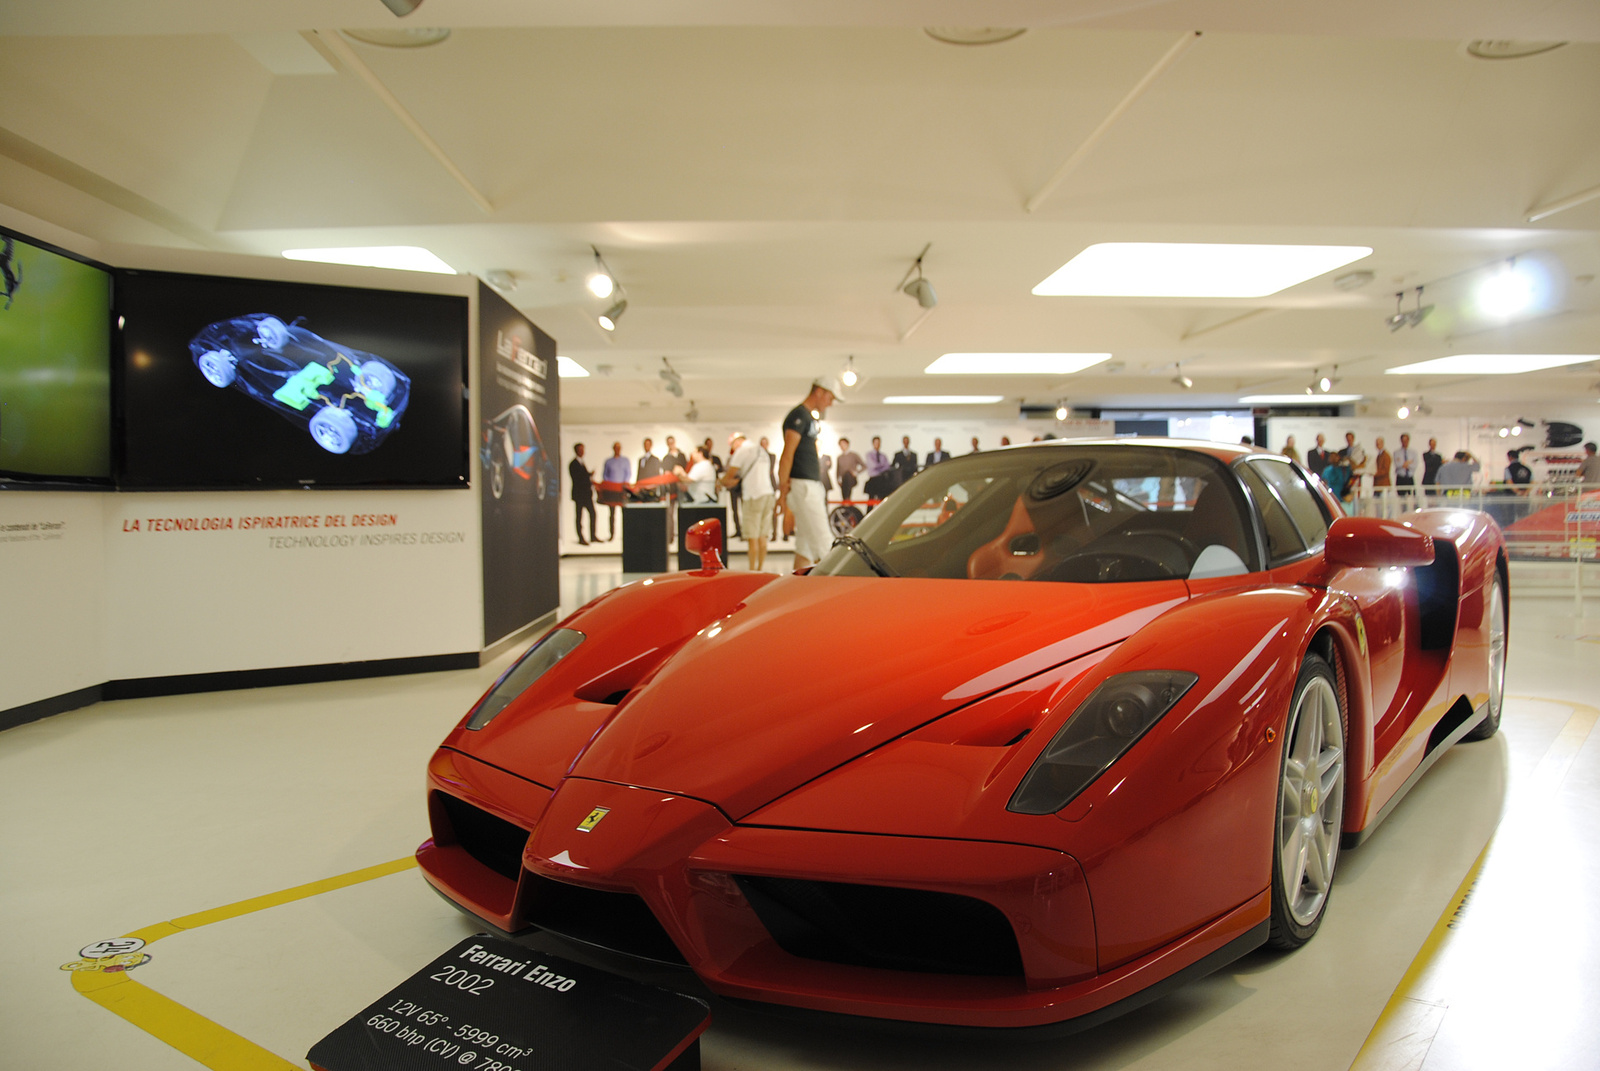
1348;698;1599;1071
70;856;417;1070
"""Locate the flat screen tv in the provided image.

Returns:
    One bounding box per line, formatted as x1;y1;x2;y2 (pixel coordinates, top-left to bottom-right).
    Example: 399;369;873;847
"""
0;226;113;485
117;270;468;490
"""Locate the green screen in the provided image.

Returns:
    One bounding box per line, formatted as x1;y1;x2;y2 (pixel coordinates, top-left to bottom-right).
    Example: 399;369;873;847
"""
0;232;112;479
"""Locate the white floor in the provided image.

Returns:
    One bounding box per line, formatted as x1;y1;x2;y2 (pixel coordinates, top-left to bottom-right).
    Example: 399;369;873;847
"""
3;558;1597;1071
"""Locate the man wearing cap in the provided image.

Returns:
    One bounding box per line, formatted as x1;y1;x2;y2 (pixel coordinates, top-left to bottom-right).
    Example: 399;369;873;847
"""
777;376;841;571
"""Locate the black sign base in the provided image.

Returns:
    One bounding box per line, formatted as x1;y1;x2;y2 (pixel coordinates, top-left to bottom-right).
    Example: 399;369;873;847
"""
308;934;710;1071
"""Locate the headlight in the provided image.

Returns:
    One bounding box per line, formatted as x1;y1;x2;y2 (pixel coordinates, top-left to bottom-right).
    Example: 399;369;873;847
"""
1008;670;1198;815
465;628;585;730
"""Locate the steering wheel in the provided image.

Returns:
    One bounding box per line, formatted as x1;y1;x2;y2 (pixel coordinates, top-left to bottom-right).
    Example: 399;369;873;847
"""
1043;551;1180;583
1118;528;1199;560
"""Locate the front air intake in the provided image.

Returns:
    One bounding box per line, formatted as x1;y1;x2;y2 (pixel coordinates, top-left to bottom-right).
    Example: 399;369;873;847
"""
435;792;529;881
733;876;1024;977
518;873;687;965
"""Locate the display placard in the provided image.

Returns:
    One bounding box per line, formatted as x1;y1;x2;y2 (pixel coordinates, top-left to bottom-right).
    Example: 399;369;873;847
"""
307;935;709;1071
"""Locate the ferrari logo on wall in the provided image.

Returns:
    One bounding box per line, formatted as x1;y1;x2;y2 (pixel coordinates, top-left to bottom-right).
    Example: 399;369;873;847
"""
577;807;610;832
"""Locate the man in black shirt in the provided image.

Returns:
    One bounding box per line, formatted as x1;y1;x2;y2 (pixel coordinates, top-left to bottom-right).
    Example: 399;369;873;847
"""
1306;433;1332;476
1421;437;1445;501
777;376;843;570
568;443;596;545
925;438;950;467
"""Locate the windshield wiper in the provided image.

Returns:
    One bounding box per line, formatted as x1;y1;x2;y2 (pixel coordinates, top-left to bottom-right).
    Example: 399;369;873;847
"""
832;534;898;577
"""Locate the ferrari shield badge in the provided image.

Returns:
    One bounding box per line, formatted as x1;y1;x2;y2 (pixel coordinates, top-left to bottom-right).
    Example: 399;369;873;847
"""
577;806;610;832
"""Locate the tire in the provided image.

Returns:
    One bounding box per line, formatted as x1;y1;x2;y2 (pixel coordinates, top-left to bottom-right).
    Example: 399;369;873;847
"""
1268;653;1346;950
355;361;397;402
309;406;358;454
1462;574;1507;741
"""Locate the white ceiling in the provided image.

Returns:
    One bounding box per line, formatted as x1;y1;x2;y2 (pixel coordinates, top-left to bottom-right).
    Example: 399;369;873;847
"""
1;3;1597;424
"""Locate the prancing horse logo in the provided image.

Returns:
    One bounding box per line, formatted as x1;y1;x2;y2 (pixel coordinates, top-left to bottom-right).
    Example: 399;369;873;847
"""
577;806;610;832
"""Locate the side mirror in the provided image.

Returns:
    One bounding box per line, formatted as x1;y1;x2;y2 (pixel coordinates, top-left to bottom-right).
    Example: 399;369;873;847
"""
685;518;724;573
1324;516;1434;569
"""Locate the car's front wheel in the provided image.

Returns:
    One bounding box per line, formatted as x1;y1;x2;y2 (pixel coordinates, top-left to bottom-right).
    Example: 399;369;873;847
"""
309;406;358;454
1268;652;1346;950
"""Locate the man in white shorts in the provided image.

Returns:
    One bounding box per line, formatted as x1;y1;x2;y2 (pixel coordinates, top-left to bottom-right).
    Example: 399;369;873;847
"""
777;376;842;571
723;432;776;571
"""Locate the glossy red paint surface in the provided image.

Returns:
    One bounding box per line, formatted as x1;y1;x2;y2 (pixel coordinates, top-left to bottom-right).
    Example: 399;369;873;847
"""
416;444;1507;1029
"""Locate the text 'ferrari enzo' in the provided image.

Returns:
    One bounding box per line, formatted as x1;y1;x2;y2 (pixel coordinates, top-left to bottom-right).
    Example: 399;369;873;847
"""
418;440;1507;1031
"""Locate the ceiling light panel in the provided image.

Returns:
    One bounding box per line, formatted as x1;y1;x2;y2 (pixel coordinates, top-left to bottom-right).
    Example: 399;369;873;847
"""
281;246;455;274
1033;243;1373;298
1239;393;1364;404
557;356;589;378
926;353;1111;375
883;395;1005;405
1385;354;1597;375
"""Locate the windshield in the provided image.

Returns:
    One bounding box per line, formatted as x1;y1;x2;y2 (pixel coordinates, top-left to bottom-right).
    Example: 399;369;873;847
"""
811;444;1258;582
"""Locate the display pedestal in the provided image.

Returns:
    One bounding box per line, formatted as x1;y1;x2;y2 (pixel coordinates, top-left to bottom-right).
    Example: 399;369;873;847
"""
621;504;669;573
677;505;726;571
308;935;710;1071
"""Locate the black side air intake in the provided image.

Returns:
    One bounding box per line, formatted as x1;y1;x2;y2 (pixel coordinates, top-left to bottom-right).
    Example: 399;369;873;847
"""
733;876;1024;977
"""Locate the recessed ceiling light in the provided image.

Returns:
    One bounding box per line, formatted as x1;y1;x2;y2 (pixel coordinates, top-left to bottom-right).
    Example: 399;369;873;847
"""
1239;393;1364;404
883;395;1005;405
1033;243;1373;298
926;353;1111;375
341;28;451;48
1385;354;1597;375
282;246;455;274
557;356;589;378
924;27;1027;46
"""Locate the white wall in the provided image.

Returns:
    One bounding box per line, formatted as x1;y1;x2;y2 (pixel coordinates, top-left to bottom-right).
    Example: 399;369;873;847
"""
100;490;480;681
0;492;106;710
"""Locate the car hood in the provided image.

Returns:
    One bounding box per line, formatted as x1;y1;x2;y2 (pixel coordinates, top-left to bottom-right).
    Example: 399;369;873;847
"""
566;575;1187;819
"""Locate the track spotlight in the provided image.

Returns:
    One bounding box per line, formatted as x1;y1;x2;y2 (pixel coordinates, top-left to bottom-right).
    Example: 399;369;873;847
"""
379;0;424;16
685;400;699;423
483;270;516;291
598;299;627;331
659;358;683;397
898;244;938;309
1397;401;1411;419
1385;287;1434;331
1055;400;1069;421
1386;292;1409;332
1415;397;1433;416
586;247;615;299
840;356;859;388
1319;367;1338;393
1171;363;1193;390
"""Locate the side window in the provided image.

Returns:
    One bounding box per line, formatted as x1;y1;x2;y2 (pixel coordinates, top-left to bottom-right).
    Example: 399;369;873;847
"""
1252;460;1330;549
1239;464;1307;564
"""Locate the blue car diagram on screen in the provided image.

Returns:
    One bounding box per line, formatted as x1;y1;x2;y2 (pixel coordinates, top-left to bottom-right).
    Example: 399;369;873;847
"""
188;313;411;455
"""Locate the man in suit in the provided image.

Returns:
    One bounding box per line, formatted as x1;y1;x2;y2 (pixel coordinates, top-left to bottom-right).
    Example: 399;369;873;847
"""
1306;433;1332;476
637;438;662;501
925;438;950;468
893;435;919;486
568;443;597;545
662;435;689;541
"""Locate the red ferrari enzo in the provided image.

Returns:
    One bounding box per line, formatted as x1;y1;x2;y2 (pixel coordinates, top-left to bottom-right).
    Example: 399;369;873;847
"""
418;440;1507;1030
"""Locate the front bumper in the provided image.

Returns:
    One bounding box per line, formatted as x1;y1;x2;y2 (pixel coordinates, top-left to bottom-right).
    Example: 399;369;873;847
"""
417;747;1265;1028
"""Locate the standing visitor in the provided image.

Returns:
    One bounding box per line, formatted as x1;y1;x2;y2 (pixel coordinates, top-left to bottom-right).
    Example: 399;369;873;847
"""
777;377;842;571
568;443;597;546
